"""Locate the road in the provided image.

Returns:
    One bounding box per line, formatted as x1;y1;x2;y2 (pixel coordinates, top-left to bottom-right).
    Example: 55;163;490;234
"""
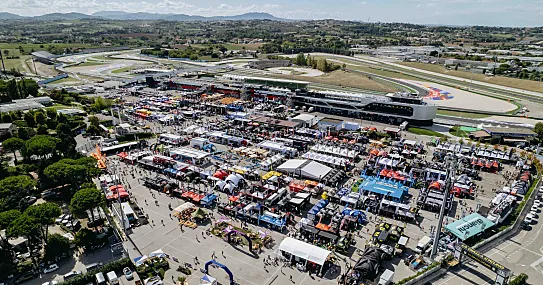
355;55;543;98
428;182;543;285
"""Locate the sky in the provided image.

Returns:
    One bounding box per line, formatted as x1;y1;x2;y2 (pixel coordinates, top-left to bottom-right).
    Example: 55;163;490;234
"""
2;0;543;27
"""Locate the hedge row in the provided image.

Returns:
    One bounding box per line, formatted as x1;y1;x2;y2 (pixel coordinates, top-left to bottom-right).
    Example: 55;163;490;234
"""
58;258;133;285
395;261;441;285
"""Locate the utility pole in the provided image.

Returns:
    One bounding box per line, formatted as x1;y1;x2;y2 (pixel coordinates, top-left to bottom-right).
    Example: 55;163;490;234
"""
431;156;458;259
0;51;5;73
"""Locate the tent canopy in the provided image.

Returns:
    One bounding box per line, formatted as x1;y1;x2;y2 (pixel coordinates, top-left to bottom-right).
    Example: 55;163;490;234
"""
278;237;331;266
192;208;207;219
445;213;495;241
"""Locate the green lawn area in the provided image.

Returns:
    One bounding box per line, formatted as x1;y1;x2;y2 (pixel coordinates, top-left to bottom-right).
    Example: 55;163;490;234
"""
437;110;490;118
111;67;133;73
2;55;30;72
198;55;220;62
44;104;82;111
192;43;264;50
408;127;447;138
90;55;116;61
51;77;81;85
398;62;543;93
77;61;106;67
0;43;98;51
449;126;471;138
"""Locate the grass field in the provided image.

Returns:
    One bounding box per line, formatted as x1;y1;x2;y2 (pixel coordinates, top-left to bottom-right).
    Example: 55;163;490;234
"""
313;56;420;80
448;126;470;138
0;43;98;51
272;70;398;93
52;77;79;84
436;110;491;118
44;104;82;111
77;61;106;67
111;67;133;73
399;62;543;93
1;55;31;72
408;127;447;138
192;43;264;50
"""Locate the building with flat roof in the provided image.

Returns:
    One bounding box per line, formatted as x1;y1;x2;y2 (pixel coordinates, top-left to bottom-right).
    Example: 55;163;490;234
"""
0;123;16;137
470;127;537;144
31;51;56;64
0;96;52;113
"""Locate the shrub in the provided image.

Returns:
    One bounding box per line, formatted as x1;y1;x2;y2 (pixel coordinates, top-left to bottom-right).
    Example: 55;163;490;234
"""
58;258;132;285
158;268;165;279
509;273;528;285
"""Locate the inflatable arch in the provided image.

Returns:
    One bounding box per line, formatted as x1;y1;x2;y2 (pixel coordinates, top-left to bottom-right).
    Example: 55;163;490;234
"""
204;259;235;285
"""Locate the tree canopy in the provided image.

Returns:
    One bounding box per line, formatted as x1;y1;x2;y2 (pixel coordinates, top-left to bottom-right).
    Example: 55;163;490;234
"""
0;175;36;211
44;233;71;261
44;158;100;189
534;122;543;142
25;202;61;244
6;213;39;239
24;135;61;159
2;137;25;162
70;188;104;220
0;209;21;230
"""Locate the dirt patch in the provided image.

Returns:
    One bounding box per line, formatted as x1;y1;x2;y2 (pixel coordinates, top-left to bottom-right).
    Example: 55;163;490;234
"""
273;70;398;92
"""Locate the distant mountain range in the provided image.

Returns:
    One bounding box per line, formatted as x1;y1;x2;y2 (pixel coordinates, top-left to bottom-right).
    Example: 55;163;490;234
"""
0;11;290;21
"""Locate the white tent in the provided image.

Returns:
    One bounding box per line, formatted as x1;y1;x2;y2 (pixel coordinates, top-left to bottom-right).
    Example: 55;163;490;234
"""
200;275;217;285
172;202;195;214
277;237;331;269
277;159;307;173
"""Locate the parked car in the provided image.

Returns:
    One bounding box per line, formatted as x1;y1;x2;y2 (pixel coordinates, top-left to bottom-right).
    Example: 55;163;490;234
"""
63;271;82;281
43;264;59;274
123;267;133;280
42;281;59;285
41;190;57;199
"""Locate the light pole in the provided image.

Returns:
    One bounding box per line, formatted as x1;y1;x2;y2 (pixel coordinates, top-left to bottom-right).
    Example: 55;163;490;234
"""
431;156;458;259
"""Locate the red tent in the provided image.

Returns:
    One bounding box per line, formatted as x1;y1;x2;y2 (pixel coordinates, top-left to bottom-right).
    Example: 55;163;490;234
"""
213;170;228;180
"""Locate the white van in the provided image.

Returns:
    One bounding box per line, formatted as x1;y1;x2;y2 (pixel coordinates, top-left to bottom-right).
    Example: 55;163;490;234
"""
378;269;394;285
95;272;106;285
414;236;432;253
106;271;119;285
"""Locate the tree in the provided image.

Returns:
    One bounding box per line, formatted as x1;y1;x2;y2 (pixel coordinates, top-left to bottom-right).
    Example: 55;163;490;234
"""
6;79;19;100
25;135;60;160
294;53;306;66
429;50;439;57
23;111;35;128
44;158;100;189
74;228;98;248
341;63;346;71
86;125;101;136
17;127;35;140
25;202;61;245
3;50;8;57
6;214;40;246
534;122;543;142
70;188;104;226
34;111;46;125
2;137;25;163
218;46;228;55
46;109;57;121
1;113;12;123
0;210;21;230
88;115;100;127
0;210;21;243
0;175;36;211
317;58;329;72
44;234;70;261
37;124;48;135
